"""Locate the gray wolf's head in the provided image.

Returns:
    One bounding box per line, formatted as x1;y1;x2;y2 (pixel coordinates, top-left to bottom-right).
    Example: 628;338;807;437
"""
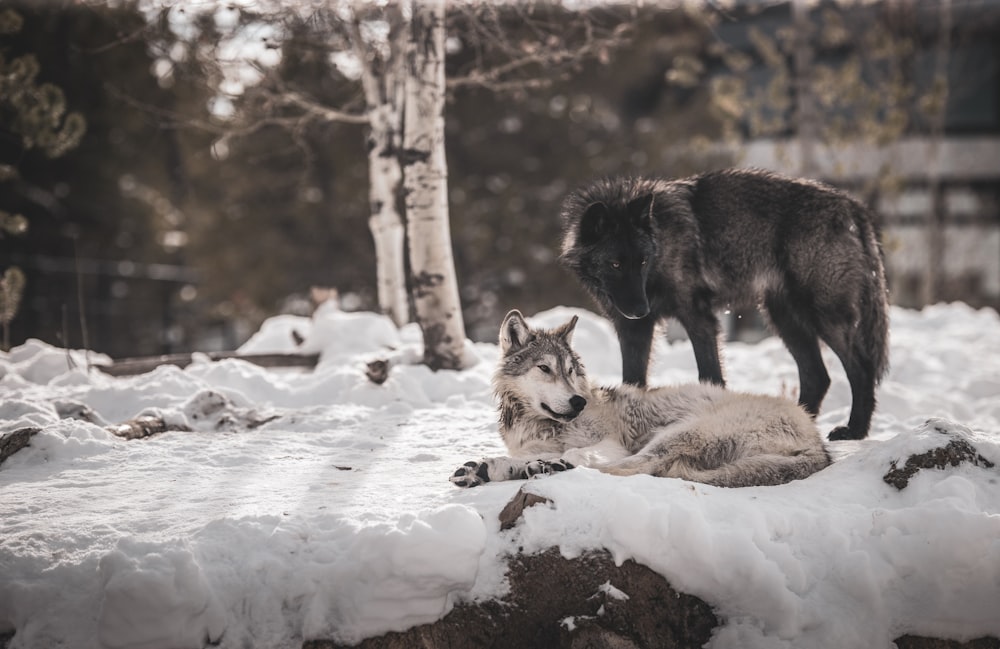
494;309;591;422
559;178;659;320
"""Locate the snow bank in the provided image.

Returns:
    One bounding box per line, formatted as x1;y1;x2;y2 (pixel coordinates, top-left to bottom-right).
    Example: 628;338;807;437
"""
514;418;1000;648
302;504;486;644
1;302;999;648
97;540;226;649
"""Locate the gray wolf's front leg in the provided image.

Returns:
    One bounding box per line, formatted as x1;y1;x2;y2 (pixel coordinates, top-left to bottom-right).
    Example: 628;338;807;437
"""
450;456;574;488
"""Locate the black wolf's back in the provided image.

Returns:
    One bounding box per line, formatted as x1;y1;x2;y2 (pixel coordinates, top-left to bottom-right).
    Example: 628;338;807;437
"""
690;169;889;380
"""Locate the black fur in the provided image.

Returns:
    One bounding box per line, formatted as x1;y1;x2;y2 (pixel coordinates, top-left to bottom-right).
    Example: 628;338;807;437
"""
560;168;890;441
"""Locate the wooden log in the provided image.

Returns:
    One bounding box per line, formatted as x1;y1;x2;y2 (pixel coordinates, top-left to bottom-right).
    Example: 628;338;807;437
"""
108;416;189;440
95;352;319;377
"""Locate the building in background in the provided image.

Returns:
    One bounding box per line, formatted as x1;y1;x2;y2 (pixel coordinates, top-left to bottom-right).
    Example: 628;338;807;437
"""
676;0;1000;311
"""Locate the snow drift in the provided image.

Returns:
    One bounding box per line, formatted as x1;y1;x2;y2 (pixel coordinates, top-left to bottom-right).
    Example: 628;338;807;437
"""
1;301;999;649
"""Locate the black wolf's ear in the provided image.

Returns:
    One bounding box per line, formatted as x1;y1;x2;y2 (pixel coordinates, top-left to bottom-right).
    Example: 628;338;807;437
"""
500;309;534;354
554;314;579;346
579;201;614;245
627;194;654;228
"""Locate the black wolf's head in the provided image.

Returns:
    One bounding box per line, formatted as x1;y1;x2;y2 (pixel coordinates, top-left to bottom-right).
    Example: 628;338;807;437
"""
494;309;591;423
560;180;658;320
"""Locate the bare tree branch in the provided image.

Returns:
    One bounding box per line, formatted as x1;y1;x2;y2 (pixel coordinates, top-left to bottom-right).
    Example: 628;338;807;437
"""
279;90;369;124
446;5;637;94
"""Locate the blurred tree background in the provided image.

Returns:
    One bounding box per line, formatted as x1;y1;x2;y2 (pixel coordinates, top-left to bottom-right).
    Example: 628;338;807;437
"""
1;0;998;358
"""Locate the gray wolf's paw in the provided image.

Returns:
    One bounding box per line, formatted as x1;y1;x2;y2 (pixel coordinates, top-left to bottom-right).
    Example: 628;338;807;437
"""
451;461;490;488
525;459;574;478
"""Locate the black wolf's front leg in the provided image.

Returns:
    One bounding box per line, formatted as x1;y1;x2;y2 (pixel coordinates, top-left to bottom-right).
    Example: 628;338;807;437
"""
614;315;657;387
679;308;725;386
450;457;574;488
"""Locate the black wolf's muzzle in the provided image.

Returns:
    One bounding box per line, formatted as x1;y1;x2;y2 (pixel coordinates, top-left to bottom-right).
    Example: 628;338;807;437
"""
610;281;650;320
613;294;650;319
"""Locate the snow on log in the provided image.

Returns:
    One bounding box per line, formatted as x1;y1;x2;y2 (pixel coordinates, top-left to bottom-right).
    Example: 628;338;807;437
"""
94;352;319;377
109;416;189;440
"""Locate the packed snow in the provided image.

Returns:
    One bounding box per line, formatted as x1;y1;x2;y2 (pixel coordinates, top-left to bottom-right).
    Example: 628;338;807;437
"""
1;301;999;649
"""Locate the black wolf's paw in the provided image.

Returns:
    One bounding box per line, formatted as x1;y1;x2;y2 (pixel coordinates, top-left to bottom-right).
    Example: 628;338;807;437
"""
451;461;491;488
828;425;865;441
525;459;575;478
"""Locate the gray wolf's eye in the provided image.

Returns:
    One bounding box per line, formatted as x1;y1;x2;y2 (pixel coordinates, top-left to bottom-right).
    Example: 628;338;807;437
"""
641;258;647;266
538;364;552;374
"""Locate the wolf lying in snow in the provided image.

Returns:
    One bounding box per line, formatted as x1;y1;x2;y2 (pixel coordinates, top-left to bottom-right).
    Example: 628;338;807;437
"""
451;310;830;488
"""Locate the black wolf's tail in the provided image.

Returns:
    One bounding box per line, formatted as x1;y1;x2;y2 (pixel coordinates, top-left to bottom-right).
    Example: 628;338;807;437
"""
856;205;891;384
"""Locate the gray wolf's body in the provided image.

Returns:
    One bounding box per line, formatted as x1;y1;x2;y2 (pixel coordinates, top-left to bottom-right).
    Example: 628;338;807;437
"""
450;310;830;488
559;168;890;441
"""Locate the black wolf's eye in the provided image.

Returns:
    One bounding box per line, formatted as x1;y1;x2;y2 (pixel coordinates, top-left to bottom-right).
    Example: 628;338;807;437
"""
611;261;621;270
538;364;552;374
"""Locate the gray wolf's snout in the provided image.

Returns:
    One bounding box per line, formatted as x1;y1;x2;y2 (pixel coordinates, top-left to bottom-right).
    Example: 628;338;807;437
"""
542;394;587;420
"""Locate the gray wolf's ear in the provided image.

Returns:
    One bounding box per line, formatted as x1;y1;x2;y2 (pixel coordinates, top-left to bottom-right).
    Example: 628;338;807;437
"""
500;309;533;354
627;193;654;227
554;314;579;346
579;201;613;244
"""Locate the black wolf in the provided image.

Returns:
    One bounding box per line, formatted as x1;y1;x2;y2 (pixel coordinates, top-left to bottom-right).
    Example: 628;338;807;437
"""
559;168;890;441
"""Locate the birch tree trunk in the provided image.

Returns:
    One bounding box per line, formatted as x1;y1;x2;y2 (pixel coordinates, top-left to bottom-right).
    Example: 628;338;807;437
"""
366;102;409;327
350;8;409;328
403;0;467;371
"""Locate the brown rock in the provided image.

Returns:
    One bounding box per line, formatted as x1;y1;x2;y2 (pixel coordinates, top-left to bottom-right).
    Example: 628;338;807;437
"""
884;438;995;490
0;427;39;466
498;485;552;531
304;549;718;649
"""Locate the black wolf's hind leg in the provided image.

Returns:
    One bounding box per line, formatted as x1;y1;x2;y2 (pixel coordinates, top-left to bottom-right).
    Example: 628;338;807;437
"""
764;295;830;416
828;354;877;441
614;315;657;386
817;315;878;440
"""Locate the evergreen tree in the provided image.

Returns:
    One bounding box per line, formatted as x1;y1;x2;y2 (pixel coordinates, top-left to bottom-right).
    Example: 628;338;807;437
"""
0;5;85;350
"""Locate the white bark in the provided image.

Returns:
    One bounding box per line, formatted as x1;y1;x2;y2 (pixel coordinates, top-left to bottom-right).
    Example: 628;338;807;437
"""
403;0;467;371
366;102;408;327
351;7;409;327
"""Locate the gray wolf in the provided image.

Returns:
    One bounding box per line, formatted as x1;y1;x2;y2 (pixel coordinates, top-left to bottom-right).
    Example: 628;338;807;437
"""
559;168;890;441
450;310;830;488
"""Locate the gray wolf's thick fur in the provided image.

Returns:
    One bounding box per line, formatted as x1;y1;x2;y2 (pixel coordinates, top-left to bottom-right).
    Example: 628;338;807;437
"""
559;168;890;441
450;310;830;489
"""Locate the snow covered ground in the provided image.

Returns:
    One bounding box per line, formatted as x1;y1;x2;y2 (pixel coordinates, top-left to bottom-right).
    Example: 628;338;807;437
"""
1;301;999;649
